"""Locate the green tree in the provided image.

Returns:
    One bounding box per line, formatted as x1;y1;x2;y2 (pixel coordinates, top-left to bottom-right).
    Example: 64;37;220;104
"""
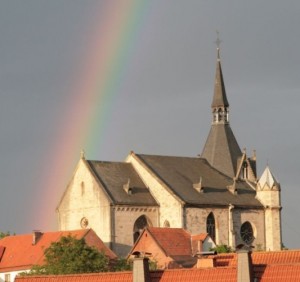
26;235;109;275
210;244;233;253
0;231;12;239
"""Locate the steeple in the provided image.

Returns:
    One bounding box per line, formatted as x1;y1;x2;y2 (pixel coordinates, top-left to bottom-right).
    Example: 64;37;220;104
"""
201;44;242;178
212;47;229;124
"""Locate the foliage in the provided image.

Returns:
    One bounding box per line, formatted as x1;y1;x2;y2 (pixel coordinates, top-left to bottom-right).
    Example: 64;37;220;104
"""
148;259;158;271
210;244;233;253
25;235;109;275
0;231;13;239
112;258;132;272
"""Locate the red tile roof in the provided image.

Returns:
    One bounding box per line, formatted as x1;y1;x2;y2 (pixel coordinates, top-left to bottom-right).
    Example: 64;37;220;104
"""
212;249;300;267
147;227;192;257
15;272;133;282
191;233;208;241
254;264;300;281
0;229;116;272
15;268;237;282
150;267;236;282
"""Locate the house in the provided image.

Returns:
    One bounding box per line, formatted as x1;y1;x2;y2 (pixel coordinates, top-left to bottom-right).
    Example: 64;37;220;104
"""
57;46;282;257
14;249;300;282
0;229;116;282
128;227;215;269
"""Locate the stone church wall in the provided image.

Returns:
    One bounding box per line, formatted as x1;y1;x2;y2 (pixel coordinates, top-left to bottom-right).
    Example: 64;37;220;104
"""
127;154;182;228
185;207;229;245
57;160;111;245
232;208;265;250
265;208;281;251
113;206;158;257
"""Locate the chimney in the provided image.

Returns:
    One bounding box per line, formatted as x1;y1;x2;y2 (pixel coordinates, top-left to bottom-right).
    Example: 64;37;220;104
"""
237;249;253;282
132;252;151;282
32;230;43;245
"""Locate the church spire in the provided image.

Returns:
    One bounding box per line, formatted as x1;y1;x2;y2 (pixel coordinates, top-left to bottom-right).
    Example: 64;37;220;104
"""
211;37;229;124
201;39;242;178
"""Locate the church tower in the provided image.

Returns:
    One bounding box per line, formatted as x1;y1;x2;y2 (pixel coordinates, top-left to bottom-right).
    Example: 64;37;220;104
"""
256;166;282;250
201;46;243;178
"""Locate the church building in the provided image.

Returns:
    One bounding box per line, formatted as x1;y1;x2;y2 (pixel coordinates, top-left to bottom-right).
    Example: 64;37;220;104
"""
57;47;282;257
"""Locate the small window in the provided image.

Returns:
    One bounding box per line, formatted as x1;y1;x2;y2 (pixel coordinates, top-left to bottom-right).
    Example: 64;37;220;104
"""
240;221;254;244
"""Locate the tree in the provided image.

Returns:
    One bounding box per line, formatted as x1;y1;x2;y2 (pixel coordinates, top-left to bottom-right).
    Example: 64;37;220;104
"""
0;231;12;239
210;244;233;253
26;235;109;275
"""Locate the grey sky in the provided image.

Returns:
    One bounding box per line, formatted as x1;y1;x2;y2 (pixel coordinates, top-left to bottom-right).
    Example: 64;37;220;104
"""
0;1;300;249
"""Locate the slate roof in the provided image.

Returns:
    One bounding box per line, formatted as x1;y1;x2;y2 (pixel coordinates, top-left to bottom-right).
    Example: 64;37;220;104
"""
201;124;242;178
0;229;116;272
135;154;262;208
87;160;158;206
211;50;229;108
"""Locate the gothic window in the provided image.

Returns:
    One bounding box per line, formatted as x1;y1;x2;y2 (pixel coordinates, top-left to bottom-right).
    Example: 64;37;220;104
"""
240;221;254;244
133;215;152;243
206;212;216;242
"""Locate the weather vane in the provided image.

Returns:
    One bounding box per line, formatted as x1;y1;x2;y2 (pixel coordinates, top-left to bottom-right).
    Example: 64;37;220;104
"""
215;30;222;49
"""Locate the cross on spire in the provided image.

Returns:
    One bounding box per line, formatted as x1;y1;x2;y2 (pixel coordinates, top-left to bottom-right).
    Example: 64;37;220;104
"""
215;30;222;60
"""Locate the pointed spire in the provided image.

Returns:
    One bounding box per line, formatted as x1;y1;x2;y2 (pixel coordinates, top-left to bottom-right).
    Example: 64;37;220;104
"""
211;47;229;110
201;38;242;177
258;166;279;190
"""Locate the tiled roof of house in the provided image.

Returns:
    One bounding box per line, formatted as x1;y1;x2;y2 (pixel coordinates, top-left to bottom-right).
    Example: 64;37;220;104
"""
13;250;300;282
15;267;237;282
150;267;236;282
87;161;158;206
15;272;133;282
147;227;192;258
0;229;116;272
192;233;208;241
135;154;262;207
254;264;300;281
212;249;300;267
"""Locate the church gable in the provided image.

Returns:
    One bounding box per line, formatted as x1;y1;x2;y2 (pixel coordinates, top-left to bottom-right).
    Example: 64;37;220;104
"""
57;158;112;242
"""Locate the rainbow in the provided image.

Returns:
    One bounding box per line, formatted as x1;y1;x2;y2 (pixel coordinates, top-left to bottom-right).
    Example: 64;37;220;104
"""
31;0;151;231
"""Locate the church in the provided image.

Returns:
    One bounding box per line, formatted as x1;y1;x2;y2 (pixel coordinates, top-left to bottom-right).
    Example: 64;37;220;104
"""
56;47;282;257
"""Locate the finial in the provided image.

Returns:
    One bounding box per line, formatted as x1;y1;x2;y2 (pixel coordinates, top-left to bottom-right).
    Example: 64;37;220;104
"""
80;149;85;159
215;30;222;60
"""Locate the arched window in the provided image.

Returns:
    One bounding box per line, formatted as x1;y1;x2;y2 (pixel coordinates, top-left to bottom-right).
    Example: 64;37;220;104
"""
240;221;254;244
206;212;216;242
133;215;152;243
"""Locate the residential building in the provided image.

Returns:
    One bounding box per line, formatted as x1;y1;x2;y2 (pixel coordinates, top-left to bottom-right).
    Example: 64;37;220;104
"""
129;227;215;269
0;229;116;282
